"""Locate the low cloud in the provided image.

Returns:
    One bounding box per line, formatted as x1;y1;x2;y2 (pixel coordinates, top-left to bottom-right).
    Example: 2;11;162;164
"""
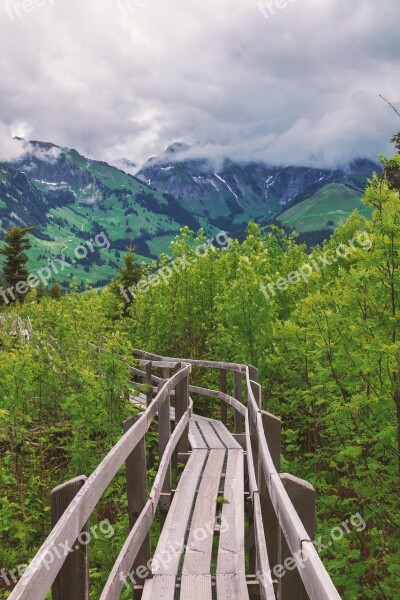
0;0;398;169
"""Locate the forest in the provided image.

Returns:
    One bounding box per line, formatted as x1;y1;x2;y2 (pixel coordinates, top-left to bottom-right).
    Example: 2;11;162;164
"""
0;150;399;599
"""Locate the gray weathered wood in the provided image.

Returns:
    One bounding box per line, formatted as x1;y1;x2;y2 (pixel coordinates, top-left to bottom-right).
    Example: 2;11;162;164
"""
252;492;276;600
144;361;153;407
194;418;226;449
51;476;89;600
175;363;189;456
259;411;281;575
279;474;316;600
189;420;208;449
183;450;225;575
181;575;213;600
220;368;228;425
153;450;208;576
248;365;259;384
234;371;244;434
159;367;172;508
217;450;249;599
11;351;342;600
189;385;246;416
123;415;151;596
211;419;242;449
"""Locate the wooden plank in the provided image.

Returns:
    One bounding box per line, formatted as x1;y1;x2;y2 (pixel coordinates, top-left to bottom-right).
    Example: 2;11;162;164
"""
180;575;212;600
211;420;242;449
217;450;246;575
189;420;207;449
216;574;250;600
194;419;225;449
51;476;88;600
141;576;176;600
182;450;225;575
153;450;208;576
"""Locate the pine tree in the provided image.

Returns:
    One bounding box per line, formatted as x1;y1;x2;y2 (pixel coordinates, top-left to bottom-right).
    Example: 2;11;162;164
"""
110;246;143;312
0;226;35;302
48;280;62;300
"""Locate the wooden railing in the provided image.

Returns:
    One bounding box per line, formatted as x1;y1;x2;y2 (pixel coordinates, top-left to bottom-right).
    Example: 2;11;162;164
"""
7;351;342;600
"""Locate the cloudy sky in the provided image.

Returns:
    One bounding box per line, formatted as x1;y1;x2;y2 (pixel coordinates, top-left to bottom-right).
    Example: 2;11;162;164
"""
0;0;399;169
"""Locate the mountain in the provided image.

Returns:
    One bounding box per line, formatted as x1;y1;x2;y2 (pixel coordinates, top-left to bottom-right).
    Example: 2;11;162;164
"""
137;146;379;230
277;182;373;233
0;141;209;287
0;139;380;288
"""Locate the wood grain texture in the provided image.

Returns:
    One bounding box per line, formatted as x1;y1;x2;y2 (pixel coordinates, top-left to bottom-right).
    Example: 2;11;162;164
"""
153;450;208;576
182;450;225;575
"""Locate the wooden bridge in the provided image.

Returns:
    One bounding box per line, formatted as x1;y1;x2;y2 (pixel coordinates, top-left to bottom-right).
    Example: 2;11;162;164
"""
8;350;342;600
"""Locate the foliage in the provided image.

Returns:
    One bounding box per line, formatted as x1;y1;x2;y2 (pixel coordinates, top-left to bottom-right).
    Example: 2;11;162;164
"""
0;227;35;302
0;153;399;599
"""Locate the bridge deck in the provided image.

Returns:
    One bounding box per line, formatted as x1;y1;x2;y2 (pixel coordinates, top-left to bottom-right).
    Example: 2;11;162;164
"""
142;415;249;600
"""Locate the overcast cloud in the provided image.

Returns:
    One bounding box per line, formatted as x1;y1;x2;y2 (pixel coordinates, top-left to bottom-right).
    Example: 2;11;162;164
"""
0;0;399;168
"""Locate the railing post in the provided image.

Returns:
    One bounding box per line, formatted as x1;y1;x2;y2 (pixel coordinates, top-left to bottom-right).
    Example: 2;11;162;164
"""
249;380;262;573
259;411;281;579
159;366;172;527
248;365;259;385
279;474;316;600
123;415;151;599
51;476;89;600
144;361;153;406
234;370;244;433
175;363;190;459
220;368;228;425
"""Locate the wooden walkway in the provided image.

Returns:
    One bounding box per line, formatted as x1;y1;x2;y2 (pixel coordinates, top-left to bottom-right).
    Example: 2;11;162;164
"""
143;416;248;600
8;351;343;600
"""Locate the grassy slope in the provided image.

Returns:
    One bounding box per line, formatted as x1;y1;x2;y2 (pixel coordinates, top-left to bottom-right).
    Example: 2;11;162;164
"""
277;183;372;233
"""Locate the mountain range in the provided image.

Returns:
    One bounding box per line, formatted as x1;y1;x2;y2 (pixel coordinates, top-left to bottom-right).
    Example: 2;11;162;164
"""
0;139;379;287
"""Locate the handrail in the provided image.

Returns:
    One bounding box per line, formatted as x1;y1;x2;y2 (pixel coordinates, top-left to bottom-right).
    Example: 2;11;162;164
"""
133;349;342;600
99;397;194;600
8;364;191;600
9;349;342;600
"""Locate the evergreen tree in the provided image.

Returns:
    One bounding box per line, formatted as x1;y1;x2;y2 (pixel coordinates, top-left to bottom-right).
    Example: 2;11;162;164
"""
110;246;143;313
48;280;62;300
0;226;34;302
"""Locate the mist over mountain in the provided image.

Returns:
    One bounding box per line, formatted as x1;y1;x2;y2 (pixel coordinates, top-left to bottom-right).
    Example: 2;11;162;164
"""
0;138;379;286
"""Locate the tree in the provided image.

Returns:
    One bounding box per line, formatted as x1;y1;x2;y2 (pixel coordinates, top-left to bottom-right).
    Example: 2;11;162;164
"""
48;280;62;300
110;246;143;313
0;226;35;302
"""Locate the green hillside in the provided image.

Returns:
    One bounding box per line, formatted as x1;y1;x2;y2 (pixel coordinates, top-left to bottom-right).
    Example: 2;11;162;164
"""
277;183;372;233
